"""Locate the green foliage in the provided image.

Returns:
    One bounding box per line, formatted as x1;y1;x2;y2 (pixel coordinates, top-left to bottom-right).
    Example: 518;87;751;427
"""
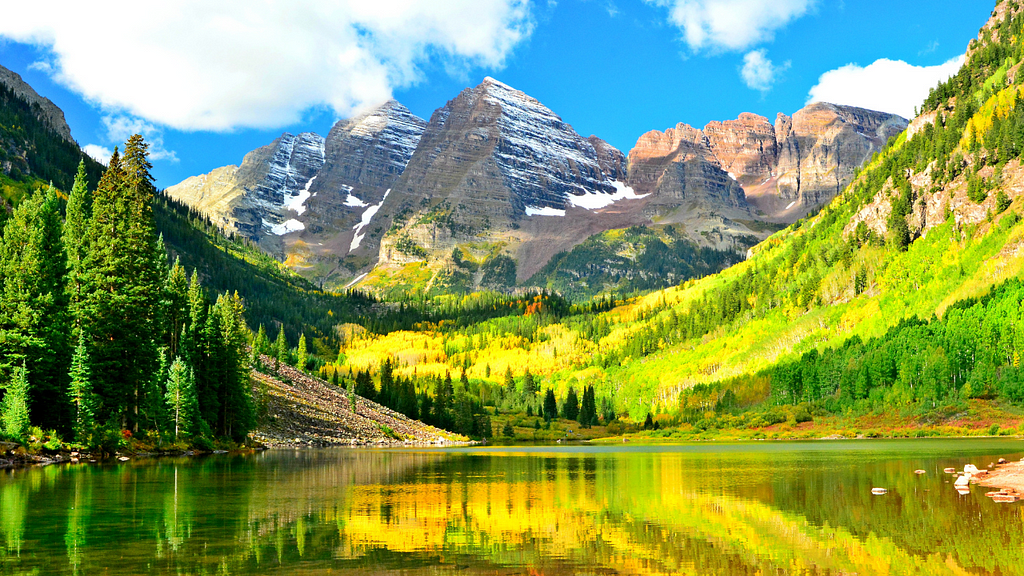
164;357;198;440
480;254;517;290
529;225;741;301
297;333;308;372
68;331;96;444
1;364;29;438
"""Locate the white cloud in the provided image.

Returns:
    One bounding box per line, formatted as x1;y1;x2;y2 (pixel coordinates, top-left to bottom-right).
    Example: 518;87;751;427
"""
645;0;814;52
102;115;178;163
0;1;533;132
807;55;965;119
82;144;111;166
740;49;787;92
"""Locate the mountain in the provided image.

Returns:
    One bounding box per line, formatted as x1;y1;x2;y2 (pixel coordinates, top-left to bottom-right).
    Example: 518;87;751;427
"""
168;77;906;295
166;100;427;287
626;103;908;230
0;64;73;143
320;0;1024;436
0;64;104;199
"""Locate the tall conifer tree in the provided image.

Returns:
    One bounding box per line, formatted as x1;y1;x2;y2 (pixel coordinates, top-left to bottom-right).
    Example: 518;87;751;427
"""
0;187;70;429
80;137;163;431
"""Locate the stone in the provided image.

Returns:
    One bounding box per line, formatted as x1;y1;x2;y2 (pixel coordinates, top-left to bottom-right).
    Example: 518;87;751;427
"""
954;474;971;487
965;464;980;474
871;487;888;495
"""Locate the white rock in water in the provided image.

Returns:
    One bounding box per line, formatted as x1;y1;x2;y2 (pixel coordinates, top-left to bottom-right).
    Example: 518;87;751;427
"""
964;464;979;474
117;456;130;462
954;474;971;487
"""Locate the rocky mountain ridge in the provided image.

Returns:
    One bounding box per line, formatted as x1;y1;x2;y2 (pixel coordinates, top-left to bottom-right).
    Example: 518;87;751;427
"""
167;77;908;292
0;63;74;143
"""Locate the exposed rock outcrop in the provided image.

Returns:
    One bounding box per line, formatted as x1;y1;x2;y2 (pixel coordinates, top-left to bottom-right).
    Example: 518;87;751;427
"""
0;63;73;143
627;103;908;224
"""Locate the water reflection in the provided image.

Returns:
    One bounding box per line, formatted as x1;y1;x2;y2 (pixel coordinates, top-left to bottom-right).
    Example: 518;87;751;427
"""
0;440;1021;575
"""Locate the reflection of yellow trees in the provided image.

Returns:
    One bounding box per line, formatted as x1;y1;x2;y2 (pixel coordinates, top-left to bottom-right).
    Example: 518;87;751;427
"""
335;453;1019;576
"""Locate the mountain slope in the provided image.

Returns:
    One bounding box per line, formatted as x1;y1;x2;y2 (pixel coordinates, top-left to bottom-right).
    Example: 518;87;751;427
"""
166;100;427;287
323;0;1024;432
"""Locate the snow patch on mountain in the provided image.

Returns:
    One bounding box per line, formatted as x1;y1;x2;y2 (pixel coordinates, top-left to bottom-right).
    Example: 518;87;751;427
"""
480;77;623;211
525;206;566;217
568;181;648;210
264;217;305;235
351;188;392;251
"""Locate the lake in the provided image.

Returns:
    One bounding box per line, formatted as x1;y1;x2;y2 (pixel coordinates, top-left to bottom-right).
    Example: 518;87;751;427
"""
1;439;1022;575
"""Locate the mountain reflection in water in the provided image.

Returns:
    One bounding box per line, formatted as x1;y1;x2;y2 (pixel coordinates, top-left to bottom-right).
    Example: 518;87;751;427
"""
1;439;1022;575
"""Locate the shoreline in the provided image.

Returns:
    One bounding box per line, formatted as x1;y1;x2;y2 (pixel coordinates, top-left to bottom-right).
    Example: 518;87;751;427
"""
977;459;1024;493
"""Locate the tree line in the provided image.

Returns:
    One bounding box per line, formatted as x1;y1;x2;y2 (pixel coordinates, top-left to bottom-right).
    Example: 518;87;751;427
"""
0;137;254;449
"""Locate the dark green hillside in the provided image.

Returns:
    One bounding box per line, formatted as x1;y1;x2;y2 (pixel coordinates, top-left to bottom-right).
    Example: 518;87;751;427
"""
527;224;744;302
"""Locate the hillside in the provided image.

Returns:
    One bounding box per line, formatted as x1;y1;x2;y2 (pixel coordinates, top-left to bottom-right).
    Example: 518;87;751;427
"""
251;356;461;446
316;0;1024;436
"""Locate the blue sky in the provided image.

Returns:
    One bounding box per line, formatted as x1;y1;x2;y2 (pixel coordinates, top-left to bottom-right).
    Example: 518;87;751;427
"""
0;0;993;188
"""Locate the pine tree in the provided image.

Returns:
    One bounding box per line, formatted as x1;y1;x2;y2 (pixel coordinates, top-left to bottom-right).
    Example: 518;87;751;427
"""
503;366;515;395
0;186;70;430
164;357;198;440
433;373;454;429
563;387;579;421
296;333;308;371
354;370;373;400
1;363;30;438
79;137;164;431
274;327;288;373
578;385;596;428
68;331;96;444
523;369;536;395
543;388;558;421
64;160;92;329
165;257;189;359
254;325;269;356
214;292;253;440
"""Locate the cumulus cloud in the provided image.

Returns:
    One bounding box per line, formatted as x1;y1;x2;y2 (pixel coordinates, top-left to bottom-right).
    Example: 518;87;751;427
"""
82;144;112;166
0;1;533;132
740;49;788;92
807;55;966;119
102;116;178;162
645;0;814;52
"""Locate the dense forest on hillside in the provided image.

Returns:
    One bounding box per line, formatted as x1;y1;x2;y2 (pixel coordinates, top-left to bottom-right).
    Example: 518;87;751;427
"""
3;0;1024;449
301;0;1024;437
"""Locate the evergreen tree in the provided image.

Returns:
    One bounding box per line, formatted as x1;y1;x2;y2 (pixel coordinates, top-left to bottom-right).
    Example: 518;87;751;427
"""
433;373;454;429
68;331;96;444
503;366;515;395
214;292;253;440
543;388;558;421
164;357;198;440
523;369;536;395
274;327;287;373
64;160;92;329
563;387;579;421
0;186;70;430
79;137;164;431
296;333;308;371
254;325;269;356
165;257;189;359
578;385;596;428
355;370;376;401
1;363;30;438
501;420;515;437
379;357;395;407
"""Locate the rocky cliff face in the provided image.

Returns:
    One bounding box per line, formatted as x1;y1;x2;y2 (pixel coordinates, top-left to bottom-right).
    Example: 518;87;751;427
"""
168;78;908;292
166;100;426;284
378;77;629;234
627;103;908;225
0;64;73;143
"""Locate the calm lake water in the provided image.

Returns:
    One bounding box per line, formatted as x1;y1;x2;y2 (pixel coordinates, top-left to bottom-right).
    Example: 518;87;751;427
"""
1;439;1023;575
